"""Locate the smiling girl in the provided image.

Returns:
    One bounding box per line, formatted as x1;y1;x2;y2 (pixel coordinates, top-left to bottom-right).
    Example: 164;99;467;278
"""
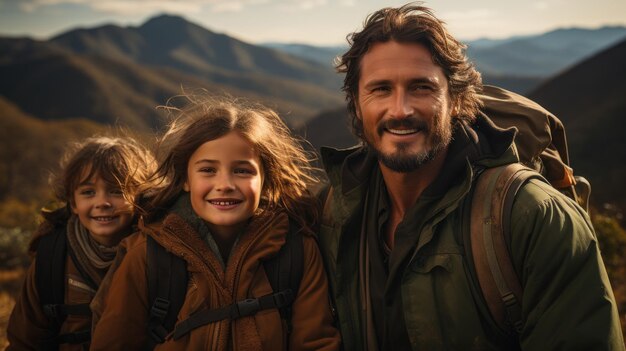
7;136;156;350
90;97;340;350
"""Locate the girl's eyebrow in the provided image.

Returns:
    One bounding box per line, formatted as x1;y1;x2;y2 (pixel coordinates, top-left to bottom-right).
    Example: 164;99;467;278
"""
193;160;256;166
233;160;255;166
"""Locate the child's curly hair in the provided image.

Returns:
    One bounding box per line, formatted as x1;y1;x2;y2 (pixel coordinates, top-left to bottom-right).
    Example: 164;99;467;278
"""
51;135;157;211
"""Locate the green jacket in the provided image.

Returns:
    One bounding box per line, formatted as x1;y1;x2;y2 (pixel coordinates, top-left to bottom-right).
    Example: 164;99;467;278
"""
318;115;624;350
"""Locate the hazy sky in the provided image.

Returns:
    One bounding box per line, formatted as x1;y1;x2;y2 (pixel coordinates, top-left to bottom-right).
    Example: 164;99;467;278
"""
1;0;625;45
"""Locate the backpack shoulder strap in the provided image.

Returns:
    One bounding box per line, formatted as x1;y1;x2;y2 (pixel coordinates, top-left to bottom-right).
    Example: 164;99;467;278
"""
36;226;67;328
35;225;93;347
263;217;304;333
146;235;188;346
468;163;544;334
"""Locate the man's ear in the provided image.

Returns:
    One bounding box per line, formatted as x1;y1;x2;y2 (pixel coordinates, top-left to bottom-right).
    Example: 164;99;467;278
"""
450;98;461;117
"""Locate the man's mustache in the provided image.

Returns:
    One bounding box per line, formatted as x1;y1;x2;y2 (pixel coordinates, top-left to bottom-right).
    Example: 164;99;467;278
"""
377;117;429;136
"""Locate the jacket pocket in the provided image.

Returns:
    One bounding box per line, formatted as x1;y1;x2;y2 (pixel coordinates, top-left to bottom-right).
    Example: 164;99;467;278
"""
409;254;452;274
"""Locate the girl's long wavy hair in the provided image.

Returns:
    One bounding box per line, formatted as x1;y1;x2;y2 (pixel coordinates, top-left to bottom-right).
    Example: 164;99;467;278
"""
142;95;321;233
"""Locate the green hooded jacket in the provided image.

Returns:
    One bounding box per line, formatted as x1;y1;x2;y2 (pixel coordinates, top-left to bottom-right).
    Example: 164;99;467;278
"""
318;114;624;350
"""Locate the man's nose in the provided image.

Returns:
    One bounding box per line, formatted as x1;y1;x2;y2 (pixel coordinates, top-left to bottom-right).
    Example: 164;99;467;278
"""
389;90;414;119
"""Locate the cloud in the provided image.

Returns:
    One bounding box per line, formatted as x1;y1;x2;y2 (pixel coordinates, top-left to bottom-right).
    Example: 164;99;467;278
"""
15;0;331;15
441;9;496;21
18;0;85;12
14;0;271;15
276;0;328;12
92;1;205;15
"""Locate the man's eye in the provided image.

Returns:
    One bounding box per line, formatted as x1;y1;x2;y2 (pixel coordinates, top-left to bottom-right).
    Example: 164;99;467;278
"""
411;84;433;92
372;86;391;93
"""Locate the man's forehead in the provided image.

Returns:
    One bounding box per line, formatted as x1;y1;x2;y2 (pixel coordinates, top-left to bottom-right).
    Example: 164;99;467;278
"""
359;41;445;83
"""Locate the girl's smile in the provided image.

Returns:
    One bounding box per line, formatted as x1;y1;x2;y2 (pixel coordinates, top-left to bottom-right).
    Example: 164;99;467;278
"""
184;131;263;239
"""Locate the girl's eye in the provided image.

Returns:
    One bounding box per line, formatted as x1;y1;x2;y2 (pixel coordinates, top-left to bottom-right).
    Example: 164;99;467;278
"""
199;167;216;174
234;168;254;175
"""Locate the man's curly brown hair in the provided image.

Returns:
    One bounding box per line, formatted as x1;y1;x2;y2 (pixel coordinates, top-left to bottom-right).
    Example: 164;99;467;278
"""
336;2;483;140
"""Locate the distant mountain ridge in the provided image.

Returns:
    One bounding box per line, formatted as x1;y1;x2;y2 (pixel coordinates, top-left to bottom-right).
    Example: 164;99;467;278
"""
528;38;626;212
262;42;347;67
265;26;626;94
51;14;341;91
467;26;626;77
0;14;345;131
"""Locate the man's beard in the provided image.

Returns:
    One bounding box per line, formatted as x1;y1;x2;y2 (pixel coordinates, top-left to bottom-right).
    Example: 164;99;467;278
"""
368;114;453;173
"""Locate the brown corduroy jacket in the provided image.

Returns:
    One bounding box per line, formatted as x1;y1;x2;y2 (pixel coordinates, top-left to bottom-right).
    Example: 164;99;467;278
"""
90;210;340;350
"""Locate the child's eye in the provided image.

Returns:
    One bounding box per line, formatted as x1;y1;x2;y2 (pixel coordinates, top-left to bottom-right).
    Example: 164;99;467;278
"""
110;188;124;196
199;167;216;174
79;189;95;196
234;168;254;175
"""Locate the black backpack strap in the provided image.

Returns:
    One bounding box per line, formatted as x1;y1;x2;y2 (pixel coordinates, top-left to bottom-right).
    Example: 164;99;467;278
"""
146;235;188;346
36;226;94;348
263;217;304;333
171;290;295;340
36;228;68;340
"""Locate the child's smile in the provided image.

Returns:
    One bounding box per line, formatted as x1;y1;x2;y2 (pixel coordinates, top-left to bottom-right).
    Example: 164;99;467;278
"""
184;131;263;239
71;174;134;246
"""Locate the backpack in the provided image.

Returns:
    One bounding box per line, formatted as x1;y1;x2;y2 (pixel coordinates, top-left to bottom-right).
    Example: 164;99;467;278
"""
479;85;590;210
320;85;590;337
145;218;304;347
471;86;591;334
35;225;93;348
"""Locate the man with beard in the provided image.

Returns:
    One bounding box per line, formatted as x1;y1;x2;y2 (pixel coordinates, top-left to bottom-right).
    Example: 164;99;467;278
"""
317;3;624;350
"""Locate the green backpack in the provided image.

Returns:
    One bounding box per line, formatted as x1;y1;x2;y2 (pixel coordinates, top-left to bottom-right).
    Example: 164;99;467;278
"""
464;85;591;333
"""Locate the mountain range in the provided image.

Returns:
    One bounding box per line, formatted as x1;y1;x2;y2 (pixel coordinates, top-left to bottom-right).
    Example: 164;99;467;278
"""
467;26;626;77
528;38;626;212
265;26;626;94
0;14;344;132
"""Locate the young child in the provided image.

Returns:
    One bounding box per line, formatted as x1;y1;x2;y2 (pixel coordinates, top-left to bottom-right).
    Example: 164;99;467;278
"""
90;98;340;350
6;136;156;350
